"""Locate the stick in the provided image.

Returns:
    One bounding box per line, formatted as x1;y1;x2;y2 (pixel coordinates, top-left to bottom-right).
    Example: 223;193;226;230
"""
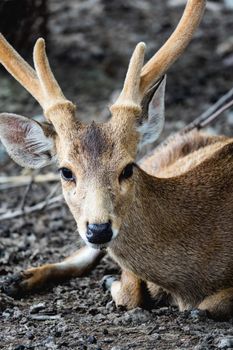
0;194;63;221
0;173;59;190
182;87;233;133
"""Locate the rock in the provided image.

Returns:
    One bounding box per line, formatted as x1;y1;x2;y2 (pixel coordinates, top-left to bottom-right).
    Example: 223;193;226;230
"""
190;308;208;320
106;300;116;312
150;333;161;341
217;337;233;349
29;302;46;314
101;275;118;291
26;331;34;340
87;335;97;344
13;346;26;350
113;308;152;326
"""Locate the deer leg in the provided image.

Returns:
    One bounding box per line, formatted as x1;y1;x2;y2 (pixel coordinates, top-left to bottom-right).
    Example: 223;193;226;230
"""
2;246;105;298
108;272;172;310
197;288;233;321
109;270;148;309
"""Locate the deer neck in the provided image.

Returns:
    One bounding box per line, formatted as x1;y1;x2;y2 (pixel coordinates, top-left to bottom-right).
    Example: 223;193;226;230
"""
108;166;182;282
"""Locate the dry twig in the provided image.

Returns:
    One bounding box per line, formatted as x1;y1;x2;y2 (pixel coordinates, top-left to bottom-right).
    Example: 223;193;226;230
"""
182;86;233;133
0;194;63;221
0;173;59;190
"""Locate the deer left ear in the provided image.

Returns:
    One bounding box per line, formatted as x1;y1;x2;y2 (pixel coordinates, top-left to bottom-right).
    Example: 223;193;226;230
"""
137;75;166;150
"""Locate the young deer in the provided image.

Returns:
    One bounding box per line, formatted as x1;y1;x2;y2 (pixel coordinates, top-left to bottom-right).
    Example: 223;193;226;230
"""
1;0;233;321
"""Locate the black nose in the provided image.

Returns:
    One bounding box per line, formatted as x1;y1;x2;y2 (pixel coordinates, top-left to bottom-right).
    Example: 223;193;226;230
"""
86;222;113;244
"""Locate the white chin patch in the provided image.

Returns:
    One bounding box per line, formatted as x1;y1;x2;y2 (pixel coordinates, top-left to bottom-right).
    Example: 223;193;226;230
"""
112;228;119;240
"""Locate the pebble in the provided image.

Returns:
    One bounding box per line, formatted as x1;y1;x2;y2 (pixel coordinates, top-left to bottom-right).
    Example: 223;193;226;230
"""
87;335;97;344
26;331;34;340
190;309;208;320
217;337;233;349
29;302;46;314
113;308;152;326
103;328;109;335
106;301;116;312
150;333;161;341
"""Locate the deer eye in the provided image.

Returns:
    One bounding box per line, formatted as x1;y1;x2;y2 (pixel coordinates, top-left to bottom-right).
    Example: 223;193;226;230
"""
59;167;75;182
119;163;134;182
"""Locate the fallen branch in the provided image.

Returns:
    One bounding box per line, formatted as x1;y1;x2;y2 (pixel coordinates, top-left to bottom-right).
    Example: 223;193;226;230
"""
0;194;63;221
182;86;233;133
0;173;59;190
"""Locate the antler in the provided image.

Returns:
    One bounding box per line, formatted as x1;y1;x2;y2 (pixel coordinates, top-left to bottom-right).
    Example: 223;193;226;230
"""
0;34;76;133
140;0;206;95
112;0;206;109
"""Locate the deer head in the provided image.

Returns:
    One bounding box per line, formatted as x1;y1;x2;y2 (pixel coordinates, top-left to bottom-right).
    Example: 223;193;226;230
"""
0;0;206;248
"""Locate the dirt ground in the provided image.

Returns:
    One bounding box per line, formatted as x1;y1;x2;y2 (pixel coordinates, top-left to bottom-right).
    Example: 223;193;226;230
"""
1;1;233;349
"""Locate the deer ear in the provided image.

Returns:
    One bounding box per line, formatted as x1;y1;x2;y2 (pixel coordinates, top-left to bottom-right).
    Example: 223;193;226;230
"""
137;75;166;150
0;113;56;168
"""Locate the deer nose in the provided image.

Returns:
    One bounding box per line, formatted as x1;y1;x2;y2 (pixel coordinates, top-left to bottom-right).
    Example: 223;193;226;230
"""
86;222;113;245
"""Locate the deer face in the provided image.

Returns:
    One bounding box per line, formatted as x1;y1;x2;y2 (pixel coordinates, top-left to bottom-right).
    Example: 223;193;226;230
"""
0;73;166;248
55;121;136;247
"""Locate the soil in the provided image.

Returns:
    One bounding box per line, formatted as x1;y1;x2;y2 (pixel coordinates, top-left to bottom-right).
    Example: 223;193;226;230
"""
1;1;233;350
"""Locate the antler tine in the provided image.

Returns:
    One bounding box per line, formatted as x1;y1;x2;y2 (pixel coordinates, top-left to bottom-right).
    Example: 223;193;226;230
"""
0;34;77;132
0;34;42;105
111;42;146;111
140;0;206;95
33;38;69;110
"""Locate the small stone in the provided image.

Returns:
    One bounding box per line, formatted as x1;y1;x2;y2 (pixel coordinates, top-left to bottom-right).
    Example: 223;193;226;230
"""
29;302;46;314
217;337;233;348
190;308;208;320
101;275;117;291
26;331;34;340
106;301;116;312
150;333;161;341
87;335;97;344
14;346;25;350
103;328;109;335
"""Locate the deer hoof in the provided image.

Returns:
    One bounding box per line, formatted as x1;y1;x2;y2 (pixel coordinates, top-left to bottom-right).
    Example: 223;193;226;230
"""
1;271;31;298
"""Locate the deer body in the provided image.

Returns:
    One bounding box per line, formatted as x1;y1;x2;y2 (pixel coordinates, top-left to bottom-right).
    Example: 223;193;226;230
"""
109;133;233;313
3;0;233;320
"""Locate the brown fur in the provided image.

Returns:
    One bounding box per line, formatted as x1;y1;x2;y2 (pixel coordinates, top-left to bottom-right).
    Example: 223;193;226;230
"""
108;133;233;319
5;1;233;320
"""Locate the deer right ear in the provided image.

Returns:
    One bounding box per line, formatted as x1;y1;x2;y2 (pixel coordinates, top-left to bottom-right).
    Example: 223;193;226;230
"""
0;113;56;168
137;75;166;151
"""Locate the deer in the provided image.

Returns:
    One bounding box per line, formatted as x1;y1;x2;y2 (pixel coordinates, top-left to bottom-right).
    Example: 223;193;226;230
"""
1;0;233;321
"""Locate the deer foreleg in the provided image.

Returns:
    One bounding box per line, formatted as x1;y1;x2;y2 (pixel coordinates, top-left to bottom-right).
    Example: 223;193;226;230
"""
2;246;105;297
110;270;147;309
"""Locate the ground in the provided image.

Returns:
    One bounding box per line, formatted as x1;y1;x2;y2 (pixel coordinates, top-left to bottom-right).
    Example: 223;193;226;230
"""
1;1;233;349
